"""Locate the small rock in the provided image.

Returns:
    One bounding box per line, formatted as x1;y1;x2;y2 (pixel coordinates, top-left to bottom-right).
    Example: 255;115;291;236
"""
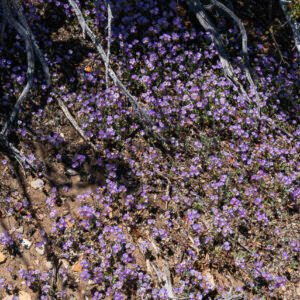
0;252;7;264
19;291;32;300
30;179;44;190
66;168;79;176
35;245;45;256
21;239;32;250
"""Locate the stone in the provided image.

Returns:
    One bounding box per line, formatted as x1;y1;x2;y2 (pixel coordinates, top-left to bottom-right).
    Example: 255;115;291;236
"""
30;179;44;190
66;168;79;176
21;239;32;250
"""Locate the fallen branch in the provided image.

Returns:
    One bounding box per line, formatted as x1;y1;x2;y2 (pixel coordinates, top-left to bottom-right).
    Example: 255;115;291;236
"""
186;0;234;79
1;0;34;136
1;0;50;136
11;0;50;84
211;0;256;88
68;0;169;151
185;1;298;140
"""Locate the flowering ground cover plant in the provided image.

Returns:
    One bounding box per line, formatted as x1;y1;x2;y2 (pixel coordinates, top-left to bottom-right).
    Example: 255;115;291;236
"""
0;0;299;299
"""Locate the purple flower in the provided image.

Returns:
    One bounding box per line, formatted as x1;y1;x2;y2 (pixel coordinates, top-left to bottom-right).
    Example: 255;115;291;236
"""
223;242;231;251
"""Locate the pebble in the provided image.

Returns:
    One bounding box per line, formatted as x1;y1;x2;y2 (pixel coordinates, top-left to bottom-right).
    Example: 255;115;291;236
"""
66;168;79;176
21;239;32;250
30;179;44;190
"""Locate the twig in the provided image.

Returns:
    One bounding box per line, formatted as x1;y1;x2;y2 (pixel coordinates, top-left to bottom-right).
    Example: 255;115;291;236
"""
270;25;288;64
57;97;99;152
105;1;112;88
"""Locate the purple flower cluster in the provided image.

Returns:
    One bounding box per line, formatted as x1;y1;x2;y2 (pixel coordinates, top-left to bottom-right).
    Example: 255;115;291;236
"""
0;0;299;299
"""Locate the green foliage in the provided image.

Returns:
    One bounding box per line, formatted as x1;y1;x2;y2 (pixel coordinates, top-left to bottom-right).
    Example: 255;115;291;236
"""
289;0;300;21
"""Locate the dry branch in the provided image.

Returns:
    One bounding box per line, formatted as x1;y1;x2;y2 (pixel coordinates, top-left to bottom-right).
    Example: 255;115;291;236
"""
212;0;256;88
1;0;50;136
105;2;112;88
11;0;50;84
68;0;169;150
1;0;35;136
186;0;234;79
